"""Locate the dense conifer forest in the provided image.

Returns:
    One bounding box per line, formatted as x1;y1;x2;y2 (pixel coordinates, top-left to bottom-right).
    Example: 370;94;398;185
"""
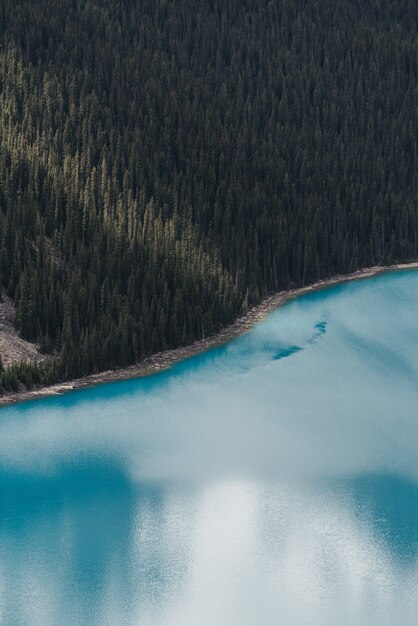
0;0;417;392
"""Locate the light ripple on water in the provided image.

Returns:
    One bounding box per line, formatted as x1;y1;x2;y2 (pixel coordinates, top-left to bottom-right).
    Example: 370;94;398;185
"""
0;269;418;625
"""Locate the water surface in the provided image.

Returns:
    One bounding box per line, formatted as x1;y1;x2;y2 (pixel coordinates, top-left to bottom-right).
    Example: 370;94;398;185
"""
1;270;418;625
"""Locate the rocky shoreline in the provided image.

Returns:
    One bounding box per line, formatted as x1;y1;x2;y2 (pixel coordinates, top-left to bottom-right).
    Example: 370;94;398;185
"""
1;262;418;407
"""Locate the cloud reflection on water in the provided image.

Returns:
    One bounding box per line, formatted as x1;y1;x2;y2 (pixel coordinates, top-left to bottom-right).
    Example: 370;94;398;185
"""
1;270;418;624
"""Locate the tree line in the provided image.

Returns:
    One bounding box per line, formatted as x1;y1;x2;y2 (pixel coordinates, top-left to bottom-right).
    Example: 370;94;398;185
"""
0;0;417;393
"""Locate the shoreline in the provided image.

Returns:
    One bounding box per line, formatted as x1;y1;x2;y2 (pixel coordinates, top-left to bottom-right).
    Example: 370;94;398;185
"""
1;261;418;407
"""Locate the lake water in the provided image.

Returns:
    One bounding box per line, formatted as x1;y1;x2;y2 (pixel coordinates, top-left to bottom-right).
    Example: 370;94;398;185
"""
1;270;418;625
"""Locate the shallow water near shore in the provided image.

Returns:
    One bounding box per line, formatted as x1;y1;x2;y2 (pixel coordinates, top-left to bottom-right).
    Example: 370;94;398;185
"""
1;269;418;625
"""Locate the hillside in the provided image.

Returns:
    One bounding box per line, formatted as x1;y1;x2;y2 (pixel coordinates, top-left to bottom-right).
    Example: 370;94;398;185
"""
0;0;417;393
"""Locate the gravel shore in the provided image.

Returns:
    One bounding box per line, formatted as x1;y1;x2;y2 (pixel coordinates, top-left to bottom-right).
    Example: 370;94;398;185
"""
1;262;418;407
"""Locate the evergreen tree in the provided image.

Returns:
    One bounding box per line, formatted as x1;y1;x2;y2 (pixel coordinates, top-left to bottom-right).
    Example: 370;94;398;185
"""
0;0;417;392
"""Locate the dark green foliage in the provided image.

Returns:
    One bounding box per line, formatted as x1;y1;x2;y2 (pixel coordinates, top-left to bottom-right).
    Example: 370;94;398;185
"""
0;360;59;394
0;0;417;391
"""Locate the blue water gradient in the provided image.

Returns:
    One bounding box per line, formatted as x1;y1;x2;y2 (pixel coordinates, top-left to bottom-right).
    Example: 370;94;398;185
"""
1;269;418;625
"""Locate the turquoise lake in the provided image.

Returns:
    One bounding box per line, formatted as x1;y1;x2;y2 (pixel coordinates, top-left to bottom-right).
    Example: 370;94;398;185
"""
1;269;418;625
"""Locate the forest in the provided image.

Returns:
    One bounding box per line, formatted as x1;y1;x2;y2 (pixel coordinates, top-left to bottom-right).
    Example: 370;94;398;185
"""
0;0;417;393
